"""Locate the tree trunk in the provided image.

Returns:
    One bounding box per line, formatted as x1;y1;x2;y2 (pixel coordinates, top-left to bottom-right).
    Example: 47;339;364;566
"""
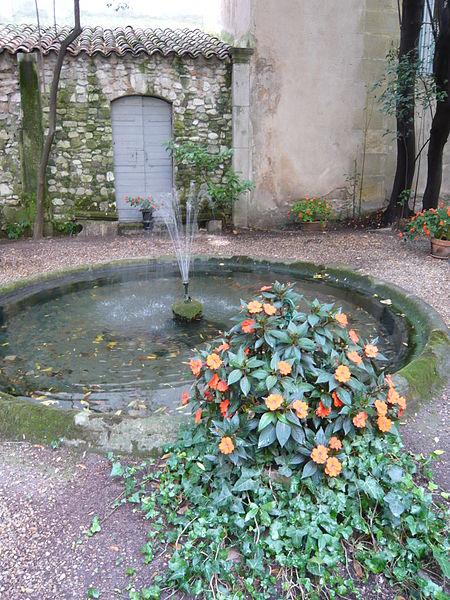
422;1;450;209
33;0;81;239
382;0;424;225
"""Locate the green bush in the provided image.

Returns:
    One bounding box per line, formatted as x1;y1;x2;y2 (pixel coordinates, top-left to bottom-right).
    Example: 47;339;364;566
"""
166;140;254;222
289;197;334;226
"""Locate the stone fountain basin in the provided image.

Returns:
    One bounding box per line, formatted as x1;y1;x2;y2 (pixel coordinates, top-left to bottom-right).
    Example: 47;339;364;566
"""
0;256;448;454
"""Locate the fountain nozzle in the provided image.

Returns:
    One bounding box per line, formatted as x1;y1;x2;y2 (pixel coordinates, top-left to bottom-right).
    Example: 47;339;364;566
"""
183;281;191;303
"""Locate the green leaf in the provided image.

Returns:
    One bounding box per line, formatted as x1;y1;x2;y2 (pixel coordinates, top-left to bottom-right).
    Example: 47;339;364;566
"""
298;338;316;351
258;424;277;448
360;476;384;501
250;369;268;380
275;420;291;447
88;588;100;598
301;460;318;479
258;412;276;431
385;492;405;517
387;465;403;483
432;545;450;578
110;461;124;478
240;376;250;396
228;369;243;385
265;375;278;391
291;425;305;445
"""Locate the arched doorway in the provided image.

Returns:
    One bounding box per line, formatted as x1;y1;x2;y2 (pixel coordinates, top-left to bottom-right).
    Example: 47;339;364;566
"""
111;96;173;222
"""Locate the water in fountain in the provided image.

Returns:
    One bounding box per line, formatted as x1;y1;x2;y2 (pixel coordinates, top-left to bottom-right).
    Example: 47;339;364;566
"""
160;183;205;319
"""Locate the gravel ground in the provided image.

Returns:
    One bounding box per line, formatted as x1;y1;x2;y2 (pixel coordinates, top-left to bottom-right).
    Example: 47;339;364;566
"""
0;230;449;599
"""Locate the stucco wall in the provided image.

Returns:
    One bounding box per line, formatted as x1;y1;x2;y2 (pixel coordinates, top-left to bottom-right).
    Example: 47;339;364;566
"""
222;0;450;227
0;50;232;226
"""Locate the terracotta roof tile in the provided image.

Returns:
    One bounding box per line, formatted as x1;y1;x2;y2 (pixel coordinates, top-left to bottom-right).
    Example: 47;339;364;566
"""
0;24;231;60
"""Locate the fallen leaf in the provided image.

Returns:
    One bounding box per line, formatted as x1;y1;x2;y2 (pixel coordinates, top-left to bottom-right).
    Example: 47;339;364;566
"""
76;463;87;470
177;504;189;515
107;342;118;348
41;399;58;406
433;449;444;455
227;548;242;562
353;560;364;578
380;298;392;305
109;546;119;552
33;444;45;449
161;453;171;459
4;355;17;361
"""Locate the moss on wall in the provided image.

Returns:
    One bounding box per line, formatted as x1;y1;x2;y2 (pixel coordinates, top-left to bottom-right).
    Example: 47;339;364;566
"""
17;53;43;201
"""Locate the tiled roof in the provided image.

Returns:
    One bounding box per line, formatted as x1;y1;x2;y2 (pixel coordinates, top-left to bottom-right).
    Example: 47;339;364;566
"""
0;24;231;60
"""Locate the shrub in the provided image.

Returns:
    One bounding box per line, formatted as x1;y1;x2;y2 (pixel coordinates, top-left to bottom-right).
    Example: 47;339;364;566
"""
184;282;404;481
110;283;449;599
401;202;450;241
289;197;335;226
166;140;254;221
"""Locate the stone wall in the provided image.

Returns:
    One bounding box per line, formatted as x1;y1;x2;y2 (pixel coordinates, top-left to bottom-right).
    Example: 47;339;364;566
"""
0;50;232;226
0;53;23;223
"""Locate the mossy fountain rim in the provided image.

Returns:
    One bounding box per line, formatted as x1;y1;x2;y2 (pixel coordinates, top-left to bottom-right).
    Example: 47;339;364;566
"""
0;255;448;454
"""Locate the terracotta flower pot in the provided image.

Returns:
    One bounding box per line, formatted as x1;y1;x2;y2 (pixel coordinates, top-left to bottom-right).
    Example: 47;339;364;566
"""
430;237;450;259
299;221;326;232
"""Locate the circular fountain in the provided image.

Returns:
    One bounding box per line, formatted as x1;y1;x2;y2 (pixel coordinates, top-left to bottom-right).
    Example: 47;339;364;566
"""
0;257;448;452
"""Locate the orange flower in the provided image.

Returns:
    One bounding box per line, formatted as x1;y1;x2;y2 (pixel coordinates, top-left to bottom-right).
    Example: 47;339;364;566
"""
439;220;444;226
292;400;308;419
311;445;329;464
397;395;406;410
182;391;189;406
219;436;235;455
242;319;256;333
244;347;249;355
364;344;378;358
335;312;348;327
208;373;220;389
426;230;430;236
195;409;202;423
260;285;272;291
265;394;284;411
385;374;393;387
263;303;276;316
348;329;359;344
328;436;342;450
278;361;292;375
316;401;331;418
217;380;228;392
387;386;400;404
353;411;368;428
332;391;343;407
247;301;263;314
217;342;229;352
206;353;222;370
374;399;387;416
190;358;203;376
325;457;342;477
347;351;362;365
377;415;392;432
398;232;403;238
335;365;351;383
219;398;229;417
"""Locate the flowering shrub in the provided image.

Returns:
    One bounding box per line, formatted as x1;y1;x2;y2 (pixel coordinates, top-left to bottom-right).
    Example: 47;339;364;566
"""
109;282;449;599
400;202;450;241
288;196;335;226
125;196;157;212
183;282;405;482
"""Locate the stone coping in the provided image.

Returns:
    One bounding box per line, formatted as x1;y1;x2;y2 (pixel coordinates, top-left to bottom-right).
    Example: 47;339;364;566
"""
0;256;448;454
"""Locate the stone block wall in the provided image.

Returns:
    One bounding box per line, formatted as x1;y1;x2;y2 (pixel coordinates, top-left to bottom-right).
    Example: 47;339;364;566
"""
0;50;232;225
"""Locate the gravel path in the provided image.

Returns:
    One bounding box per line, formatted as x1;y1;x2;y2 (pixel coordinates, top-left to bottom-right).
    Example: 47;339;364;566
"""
0;230;449;599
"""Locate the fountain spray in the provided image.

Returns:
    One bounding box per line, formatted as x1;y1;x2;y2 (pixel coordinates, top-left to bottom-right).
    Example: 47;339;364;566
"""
161;183;205;320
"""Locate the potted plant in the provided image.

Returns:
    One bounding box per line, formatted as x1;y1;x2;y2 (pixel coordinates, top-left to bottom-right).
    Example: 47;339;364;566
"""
400;202;450;259
288;196;335;231
125;196;157;232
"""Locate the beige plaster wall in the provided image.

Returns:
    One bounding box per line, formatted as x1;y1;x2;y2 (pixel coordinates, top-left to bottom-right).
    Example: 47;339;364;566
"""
222;0;450;227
